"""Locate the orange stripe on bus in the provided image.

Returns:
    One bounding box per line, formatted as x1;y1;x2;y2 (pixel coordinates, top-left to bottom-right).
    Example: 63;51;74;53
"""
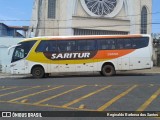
93;50;135;59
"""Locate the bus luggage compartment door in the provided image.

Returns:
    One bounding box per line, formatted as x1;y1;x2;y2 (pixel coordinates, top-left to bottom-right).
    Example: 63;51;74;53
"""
121;57;130;70
58;60;76;72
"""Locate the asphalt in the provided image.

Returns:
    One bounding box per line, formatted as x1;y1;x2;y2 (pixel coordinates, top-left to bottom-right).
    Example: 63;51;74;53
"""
0;70;160;119
0;67;160;79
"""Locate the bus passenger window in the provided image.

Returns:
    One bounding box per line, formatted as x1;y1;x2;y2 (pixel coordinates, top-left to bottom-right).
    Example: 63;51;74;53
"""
86;40;95;51
98;39;116;50
132;38;149;49
36;41;57;52
124;39;132;49
117;39;124;49
98;40;107;50
77;40;95;51
107;39;116;50
67;41;76;51
48;41;57;52
58;41;76;52
36;41;49;52
58;41;66;52
77;41;86;51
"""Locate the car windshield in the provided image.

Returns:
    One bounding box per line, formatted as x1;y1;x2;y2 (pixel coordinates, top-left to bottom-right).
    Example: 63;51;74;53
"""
11;40;36;63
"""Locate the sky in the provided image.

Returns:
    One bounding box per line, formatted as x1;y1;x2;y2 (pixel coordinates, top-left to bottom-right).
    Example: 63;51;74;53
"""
0;0;159;33
152;0;160;33
0;0;34;26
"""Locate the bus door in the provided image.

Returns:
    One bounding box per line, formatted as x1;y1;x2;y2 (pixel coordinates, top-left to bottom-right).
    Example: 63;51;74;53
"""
11;44;30;74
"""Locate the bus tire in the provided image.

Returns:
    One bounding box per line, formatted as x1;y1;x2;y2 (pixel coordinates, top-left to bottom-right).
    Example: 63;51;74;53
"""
102;65;116;76
31;66;44;78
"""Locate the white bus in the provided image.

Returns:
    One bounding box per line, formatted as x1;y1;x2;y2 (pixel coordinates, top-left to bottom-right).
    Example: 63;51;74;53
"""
9;34;153;78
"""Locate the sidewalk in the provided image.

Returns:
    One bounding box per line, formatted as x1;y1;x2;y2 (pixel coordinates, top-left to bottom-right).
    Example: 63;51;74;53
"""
120;67;160;74
0;67;160;79
0;73;30;79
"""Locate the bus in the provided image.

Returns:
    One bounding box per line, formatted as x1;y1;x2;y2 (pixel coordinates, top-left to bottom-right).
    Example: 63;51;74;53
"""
9;34;153;78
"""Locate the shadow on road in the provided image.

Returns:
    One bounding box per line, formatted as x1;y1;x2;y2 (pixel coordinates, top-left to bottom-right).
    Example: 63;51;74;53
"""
20;72;155;79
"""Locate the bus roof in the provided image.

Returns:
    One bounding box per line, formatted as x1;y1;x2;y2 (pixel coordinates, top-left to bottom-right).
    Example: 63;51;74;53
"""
22;34;150;42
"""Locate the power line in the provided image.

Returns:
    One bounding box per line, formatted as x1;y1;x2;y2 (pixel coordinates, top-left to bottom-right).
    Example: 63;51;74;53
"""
0;11;160;22
8;23;160;30
0;23;159;30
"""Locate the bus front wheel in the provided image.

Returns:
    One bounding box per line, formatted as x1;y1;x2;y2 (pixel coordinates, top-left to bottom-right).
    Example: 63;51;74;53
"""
102;65;116;76
31;66;45;78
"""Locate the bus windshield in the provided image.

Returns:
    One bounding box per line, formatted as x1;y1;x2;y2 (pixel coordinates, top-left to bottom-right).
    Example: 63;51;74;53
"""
11;40;36;63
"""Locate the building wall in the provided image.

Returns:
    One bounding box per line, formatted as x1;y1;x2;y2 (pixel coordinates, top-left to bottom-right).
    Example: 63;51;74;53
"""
141;0;152;34
30;0;152;36
0;38;22;73
0;24;8;36
126;0;152;34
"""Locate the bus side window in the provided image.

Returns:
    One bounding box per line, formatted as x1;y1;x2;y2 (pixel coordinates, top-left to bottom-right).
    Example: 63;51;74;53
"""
98;40;107;50
77;40;86;51
58;41;66;52
132;39;137;49
77;40;96;51
98;39;116;50
67;41;76;51
58;40;76;52
36;40;57;52
107;39;116;50
86;40;96;51
36;41;49;52
48;41;57;52
132;37;149;49
124;39;132;49
117;39;124;49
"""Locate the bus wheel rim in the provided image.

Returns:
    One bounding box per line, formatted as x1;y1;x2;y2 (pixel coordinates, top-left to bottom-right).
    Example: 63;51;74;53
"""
105;68;111;73
35;70;41;76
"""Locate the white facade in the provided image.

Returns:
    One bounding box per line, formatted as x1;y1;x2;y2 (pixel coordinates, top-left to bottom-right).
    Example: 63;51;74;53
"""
29;0;152;37
0;38;22;73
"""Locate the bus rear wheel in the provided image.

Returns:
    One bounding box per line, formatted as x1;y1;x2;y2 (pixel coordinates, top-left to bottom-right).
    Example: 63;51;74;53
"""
102;65;116;76
31;66;44;78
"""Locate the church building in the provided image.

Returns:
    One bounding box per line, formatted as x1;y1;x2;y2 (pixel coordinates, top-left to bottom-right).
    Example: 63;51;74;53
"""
30;0;152;36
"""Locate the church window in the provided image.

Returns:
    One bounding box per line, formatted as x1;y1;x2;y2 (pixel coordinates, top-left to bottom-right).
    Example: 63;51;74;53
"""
48;0;56;18
141;6;147;34
84;0;117;16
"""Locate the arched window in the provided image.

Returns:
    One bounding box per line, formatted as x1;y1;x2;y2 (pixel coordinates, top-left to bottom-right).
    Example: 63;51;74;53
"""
141;6;147;34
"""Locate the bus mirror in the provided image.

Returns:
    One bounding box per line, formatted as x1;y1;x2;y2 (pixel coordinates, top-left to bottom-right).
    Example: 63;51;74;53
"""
8;44;21;55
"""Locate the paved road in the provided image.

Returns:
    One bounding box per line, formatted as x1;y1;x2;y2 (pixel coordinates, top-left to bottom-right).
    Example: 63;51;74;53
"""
0;73;160;119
